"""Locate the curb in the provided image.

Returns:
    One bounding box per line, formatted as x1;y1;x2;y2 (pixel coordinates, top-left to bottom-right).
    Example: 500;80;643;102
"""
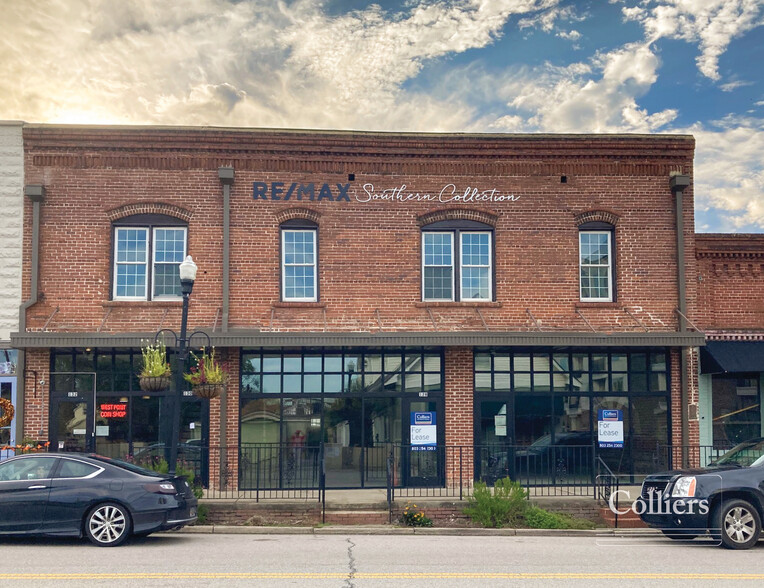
180;525;662;537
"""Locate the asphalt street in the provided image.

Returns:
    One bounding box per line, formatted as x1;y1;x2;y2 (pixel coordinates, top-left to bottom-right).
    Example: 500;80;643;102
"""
1;532;763;587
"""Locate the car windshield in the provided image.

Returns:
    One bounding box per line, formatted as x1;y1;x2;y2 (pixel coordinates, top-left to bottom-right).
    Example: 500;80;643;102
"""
711;439;764;467
88;455;165;477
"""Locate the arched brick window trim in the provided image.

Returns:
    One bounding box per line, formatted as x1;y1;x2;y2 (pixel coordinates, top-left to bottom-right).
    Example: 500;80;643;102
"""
417;208;498;228
275;207;321;225
574;210;620;227
107;203;192;223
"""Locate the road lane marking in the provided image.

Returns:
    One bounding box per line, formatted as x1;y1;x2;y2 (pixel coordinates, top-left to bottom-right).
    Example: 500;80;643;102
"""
4;573;764;580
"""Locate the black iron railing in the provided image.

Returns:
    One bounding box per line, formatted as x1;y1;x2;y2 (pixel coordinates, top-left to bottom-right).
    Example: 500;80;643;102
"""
475;444;596;497
652;444;731;471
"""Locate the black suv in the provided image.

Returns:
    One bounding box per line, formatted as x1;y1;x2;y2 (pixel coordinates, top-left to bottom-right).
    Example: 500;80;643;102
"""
638;438;764;549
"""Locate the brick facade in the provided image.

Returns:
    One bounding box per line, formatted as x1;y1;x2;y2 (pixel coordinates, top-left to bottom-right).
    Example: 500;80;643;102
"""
15;125;700;487
696;234;764;336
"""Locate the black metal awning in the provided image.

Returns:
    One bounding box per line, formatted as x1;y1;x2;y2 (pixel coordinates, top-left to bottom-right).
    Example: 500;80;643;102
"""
10;329;706;350
700;340;764;374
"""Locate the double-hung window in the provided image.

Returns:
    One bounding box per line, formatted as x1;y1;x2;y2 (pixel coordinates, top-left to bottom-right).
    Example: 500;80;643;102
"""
579;227;613;302
281;220;318;302
422;221;493;302
112;215;187;300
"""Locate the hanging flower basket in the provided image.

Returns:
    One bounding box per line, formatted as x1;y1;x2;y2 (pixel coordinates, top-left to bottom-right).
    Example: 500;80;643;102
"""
139;375;172;392
138;342;172;392
184;348;227;400
192;383;223;399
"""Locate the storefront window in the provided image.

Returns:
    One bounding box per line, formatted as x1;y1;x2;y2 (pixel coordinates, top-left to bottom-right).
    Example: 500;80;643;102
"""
0;349;17;375
239;349;442;489
49;349;206;473
474;349;670;480
711;375;761;448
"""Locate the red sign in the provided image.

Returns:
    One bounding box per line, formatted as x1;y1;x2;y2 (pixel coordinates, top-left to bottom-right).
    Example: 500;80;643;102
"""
100;403;127;418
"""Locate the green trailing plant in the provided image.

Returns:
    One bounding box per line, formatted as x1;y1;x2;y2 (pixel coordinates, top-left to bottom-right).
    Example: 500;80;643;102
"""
464;478;529;528
184;348;227;386
400;503;433;527
196;503;209;524
139;341;171;378
131;455;204;500
523;506;596;530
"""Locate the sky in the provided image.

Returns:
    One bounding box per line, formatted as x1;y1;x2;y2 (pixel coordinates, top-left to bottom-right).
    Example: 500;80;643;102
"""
1;0;763;233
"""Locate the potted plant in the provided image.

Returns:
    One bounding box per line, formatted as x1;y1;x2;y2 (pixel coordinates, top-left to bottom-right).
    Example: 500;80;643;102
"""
138;341;172;392
184;348;227;399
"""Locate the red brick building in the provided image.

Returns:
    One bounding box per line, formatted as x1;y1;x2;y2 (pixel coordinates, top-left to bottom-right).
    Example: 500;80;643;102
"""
696;235;764;460
11;125;706;489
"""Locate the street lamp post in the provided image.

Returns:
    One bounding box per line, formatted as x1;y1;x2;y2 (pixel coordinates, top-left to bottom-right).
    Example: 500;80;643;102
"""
167;255;198;476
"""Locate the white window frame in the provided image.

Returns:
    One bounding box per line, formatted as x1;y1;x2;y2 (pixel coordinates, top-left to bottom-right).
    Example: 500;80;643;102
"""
281;229;318;302
459;231;492;302
113;226;187;301
151;227;188;300
422;231;455;301
579;230;613;302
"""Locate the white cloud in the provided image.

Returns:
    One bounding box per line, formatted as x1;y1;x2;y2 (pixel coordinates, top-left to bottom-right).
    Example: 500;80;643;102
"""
719;80;755;92
0;0;561;130
488;42;677;132
686;117;764;231
517;3;579;31
623;0;764;81
557;29;582;41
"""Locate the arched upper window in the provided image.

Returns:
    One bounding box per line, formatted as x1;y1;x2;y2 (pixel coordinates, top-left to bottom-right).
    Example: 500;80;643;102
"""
112;213;187;301
578;220;615;302
280;218;319;302
421;219;494;302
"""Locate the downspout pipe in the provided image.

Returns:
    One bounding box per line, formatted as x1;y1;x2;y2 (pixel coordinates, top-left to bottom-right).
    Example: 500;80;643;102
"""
670;174;691;466
217;167;233;483
218;167;234;334
16;185;45;443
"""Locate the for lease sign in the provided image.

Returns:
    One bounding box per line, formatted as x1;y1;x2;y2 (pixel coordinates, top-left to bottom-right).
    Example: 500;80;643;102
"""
598;409;624;448
410;412;437;451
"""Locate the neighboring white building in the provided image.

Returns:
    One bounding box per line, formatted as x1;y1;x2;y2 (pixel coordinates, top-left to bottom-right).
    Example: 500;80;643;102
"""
0;121;23;452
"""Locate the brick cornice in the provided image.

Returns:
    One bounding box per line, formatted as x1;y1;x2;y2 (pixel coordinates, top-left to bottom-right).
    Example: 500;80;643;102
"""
106;202;193;222
417;208;498;227
696;234;764;259
23;126;695;177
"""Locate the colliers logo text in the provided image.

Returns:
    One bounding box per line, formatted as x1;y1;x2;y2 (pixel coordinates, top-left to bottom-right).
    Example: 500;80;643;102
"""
252;182;519;203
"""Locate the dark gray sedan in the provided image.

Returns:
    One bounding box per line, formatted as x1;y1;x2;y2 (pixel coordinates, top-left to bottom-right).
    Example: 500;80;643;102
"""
0;453;197;546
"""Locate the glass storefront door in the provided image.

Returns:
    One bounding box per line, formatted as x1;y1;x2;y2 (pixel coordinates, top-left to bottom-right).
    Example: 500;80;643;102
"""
476;400;513;484
323;398;363;488
403;399;443;487
50;372;96;452
323;397;402;488
52;398;94;452
0;378;16;459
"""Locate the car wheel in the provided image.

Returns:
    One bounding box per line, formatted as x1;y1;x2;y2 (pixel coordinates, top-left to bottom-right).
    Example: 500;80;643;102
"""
661;530;698;541
85;502;132;547
714;499;761;550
